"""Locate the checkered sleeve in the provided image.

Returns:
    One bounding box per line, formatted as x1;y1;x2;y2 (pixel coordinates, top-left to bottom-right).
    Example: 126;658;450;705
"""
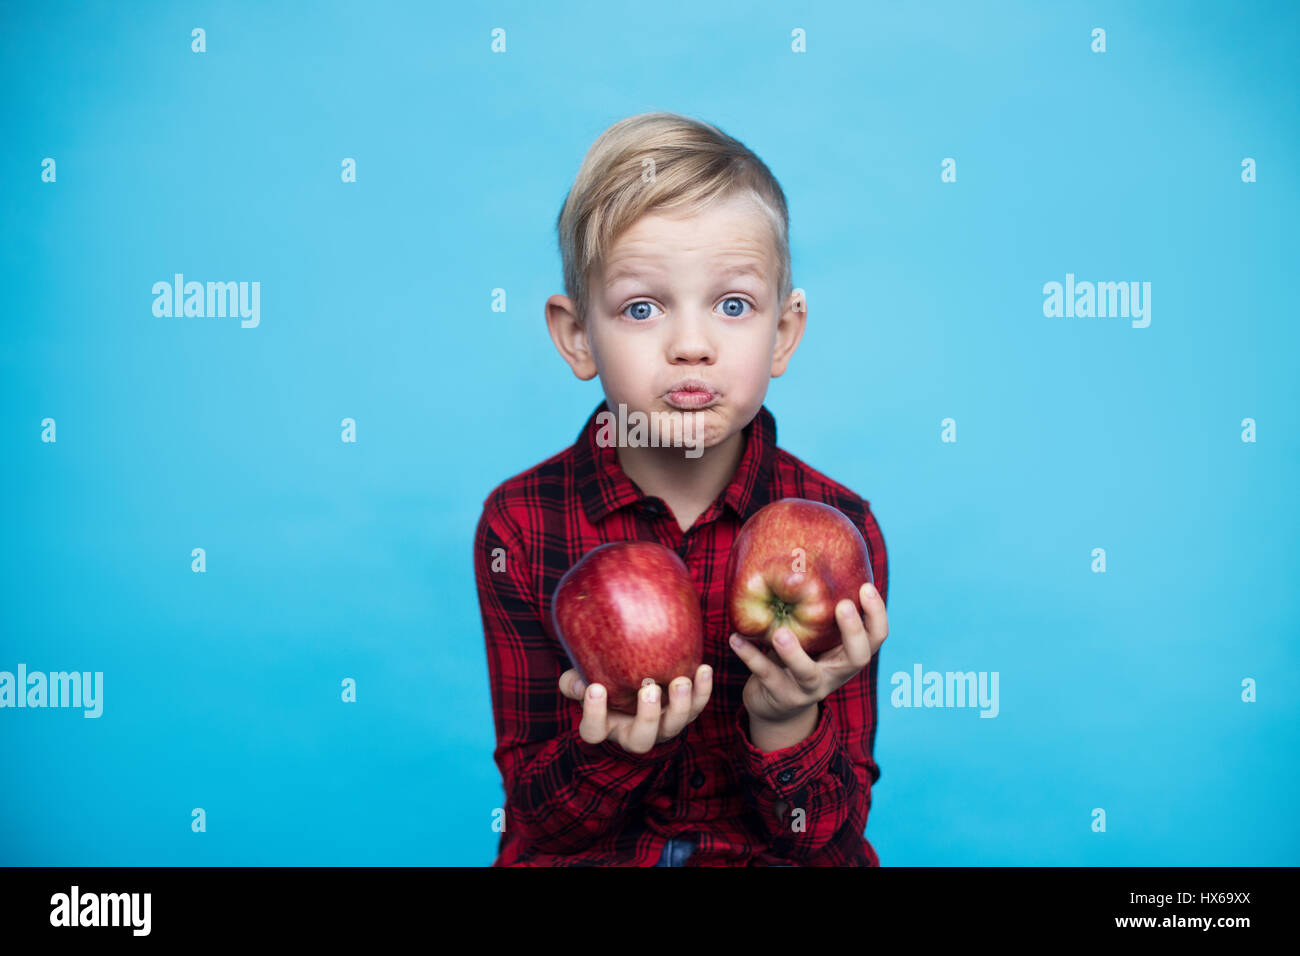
733;501;888;865
475;499;684;855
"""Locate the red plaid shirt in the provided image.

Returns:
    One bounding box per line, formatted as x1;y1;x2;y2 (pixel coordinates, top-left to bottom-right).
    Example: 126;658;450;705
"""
474;400;889;866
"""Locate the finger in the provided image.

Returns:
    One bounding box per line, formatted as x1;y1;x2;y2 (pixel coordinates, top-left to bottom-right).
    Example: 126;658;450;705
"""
770;626;822;692
657;676;694;740
623;681;662;754
729;633;782;684
577;683;609;744
559;669;586;701
688;664;713;719
836;597;873;670
859;581;888;656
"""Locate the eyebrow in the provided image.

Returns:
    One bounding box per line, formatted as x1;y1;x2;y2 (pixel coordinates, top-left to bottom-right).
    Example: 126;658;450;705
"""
603;261;769;286
715;263;769;281
603;264;659;285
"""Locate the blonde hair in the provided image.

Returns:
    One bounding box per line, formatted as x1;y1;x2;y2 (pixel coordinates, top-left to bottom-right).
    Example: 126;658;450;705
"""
556;111;792;326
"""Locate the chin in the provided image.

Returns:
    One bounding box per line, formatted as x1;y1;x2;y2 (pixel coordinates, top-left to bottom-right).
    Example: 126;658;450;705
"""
643;403;719;454
682;410;734;455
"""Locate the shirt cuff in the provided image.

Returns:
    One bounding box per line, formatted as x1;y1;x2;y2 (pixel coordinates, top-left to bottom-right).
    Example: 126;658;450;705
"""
735;701;838;796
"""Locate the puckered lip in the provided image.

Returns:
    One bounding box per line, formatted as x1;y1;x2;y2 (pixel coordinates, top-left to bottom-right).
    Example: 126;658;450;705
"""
664;378;719;396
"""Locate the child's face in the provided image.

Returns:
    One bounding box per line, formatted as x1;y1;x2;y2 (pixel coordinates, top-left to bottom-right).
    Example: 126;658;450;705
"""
571;192;804;453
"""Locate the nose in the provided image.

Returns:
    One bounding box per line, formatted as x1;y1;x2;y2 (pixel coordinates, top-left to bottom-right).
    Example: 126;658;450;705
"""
667;308;716;365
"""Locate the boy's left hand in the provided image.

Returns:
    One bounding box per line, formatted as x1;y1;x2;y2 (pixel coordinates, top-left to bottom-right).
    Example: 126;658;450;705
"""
729;581;888;725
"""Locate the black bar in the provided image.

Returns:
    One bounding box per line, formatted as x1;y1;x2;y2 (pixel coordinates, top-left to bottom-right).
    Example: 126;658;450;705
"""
0;865;1285;941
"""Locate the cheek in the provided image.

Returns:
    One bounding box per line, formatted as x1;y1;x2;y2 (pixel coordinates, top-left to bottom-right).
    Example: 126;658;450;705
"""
591;330;656;395
605;341;647;378
730;341;779;395
731;334;776;375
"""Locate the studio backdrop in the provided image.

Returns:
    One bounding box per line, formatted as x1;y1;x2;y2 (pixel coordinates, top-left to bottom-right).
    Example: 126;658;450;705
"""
2;0;1297;865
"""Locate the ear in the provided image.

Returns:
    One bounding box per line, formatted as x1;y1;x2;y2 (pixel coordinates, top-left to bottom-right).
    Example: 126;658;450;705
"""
770;288;807;378
545;294;598;381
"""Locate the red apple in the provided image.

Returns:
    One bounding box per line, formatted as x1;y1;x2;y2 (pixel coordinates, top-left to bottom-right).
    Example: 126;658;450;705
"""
551;541;704;715
725;498;874;656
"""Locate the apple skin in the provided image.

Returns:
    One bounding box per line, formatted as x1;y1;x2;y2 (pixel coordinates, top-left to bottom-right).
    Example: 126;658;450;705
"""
551;541;705;715
725;498;874;657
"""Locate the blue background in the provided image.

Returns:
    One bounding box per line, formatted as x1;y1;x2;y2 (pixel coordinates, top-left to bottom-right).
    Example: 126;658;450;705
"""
2;0;1297;865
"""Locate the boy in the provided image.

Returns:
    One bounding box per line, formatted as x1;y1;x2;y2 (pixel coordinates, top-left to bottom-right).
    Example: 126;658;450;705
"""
474;112;890;866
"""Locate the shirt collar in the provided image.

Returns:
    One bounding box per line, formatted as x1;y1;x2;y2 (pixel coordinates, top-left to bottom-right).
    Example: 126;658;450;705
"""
573;398;778;526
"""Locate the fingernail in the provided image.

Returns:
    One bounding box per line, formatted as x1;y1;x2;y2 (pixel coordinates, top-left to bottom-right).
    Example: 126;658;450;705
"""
643;685;658;703
775;630;792;647
589;685;603;698
729;634;742;649
674;680;688;696
642;677;656;687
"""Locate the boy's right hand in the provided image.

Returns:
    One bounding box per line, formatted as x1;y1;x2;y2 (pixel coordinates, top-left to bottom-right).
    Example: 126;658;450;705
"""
558;665;713;755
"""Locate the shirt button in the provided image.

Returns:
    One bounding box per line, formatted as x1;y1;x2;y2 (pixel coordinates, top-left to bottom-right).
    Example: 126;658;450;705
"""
689;771;705;788
777;770;794;784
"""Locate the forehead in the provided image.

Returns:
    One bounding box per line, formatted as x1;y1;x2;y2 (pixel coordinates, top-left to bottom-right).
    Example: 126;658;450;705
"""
602;194;776;280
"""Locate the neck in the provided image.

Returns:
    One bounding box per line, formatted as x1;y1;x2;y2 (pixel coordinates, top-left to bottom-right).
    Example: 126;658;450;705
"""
616;425;747;533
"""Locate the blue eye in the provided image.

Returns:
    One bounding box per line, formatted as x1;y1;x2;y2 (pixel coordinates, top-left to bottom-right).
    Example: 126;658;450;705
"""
623;301;661;321
719;296;753;317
